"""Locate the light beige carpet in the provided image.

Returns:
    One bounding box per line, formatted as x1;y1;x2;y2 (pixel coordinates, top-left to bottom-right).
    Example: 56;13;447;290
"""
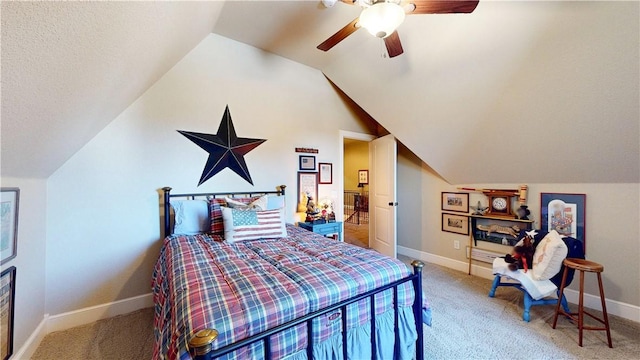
33;257;640;359
32;307;154;359
344;221;369;249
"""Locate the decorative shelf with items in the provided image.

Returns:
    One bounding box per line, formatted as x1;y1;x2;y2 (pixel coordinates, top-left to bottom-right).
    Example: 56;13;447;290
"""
471;215;534;247
459;185;534;275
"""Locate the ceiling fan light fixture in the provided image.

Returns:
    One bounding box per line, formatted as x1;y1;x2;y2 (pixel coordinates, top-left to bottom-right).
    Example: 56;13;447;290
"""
359;1;406;38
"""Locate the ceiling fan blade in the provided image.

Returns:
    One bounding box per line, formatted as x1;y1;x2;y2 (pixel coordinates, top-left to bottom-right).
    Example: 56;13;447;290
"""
407;0;479;14
384;31;404;58
317;17;360;51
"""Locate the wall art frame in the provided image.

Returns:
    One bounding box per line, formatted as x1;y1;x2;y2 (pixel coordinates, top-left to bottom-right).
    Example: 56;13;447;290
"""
318;163;333;184
442;213;469;235
1;266;16;360
540;192;586;252
297;172;318;206
358;169;369;185
299;155;316;171
441;192;470;213
1;188;19;265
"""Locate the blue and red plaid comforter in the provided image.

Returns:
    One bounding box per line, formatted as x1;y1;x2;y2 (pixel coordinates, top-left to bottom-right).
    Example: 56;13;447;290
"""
152;224;426;360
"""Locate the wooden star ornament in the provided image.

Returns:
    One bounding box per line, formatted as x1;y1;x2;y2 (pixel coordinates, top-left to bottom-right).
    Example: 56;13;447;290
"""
178;105;266;186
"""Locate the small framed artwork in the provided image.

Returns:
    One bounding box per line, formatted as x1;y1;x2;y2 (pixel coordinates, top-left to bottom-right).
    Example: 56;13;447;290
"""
318;163;333;184
1;266;16;360
299;155;316;171
441;192;469;213
297;172;318;206
1;188;19;265
540;193;586;252
442;213;469;235
358;170;369;185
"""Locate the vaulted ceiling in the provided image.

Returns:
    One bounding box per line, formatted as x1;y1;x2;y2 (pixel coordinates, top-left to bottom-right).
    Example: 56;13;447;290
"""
2;1;638;184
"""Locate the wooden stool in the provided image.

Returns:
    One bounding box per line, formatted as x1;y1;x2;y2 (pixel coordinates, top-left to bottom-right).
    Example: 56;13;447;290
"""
552;258;613;348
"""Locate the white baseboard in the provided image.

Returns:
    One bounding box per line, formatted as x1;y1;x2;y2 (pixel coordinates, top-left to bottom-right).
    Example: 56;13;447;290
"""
398;246;640;323
11;315;48;360
46;293;153;333
14;293;153;358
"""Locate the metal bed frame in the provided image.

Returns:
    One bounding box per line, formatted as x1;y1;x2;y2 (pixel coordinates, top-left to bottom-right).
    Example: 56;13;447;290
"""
160;186;425;360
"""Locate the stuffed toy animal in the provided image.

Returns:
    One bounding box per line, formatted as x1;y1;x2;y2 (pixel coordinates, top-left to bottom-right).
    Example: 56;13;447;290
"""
504;233;535;272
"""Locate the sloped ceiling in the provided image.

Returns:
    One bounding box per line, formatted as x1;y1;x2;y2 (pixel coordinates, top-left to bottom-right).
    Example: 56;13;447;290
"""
2;1;638;184
1;1;224;178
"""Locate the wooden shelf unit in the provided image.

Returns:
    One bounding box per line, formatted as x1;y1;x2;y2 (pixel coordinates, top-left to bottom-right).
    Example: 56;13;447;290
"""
467;215;534;275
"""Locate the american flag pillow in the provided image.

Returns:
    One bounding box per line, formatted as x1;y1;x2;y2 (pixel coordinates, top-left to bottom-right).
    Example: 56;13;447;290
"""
221;206;287;243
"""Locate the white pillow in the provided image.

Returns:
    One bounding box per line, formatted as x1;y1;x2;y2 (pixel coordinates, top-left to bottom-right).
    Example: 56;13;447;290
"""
532;230;568;280
221;206;287;243
171;200;209;235
225;195;268;211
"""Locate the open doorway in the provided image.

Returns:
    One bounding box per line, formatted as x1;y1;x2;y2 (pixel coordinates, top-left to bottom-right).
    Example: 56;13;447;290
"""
343;138;370;248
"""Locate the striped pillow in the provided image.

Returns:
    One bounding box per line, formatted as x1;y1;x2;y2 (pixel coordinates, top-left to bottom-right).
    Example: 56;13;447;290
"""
221;207;287;243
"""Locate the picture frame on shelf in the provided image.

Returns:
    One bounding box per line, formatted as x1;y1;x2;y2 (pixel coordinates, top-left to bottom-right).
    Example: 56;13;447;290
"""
441;192;469;213
299;155;316;171
297;172;318;207
1;188;19;265
540;193;586;252
1;266;16;360
442;213;469;235
318;163;333;184
358;170;369;185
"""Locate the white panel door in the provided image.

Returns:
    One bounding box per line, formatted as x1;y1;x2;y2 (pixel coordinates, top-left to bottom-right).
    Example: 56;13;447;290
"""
369;134;397;258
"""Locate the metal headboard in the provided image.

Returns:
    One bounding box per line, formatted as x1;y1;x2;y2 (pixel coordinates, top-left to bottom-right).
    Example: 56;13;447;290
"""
161;185;286;237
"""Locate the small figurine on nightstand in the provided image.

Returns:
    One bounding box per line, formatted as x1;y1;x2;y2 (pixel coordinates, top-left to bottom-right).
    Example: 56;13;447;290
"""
305;195;319;222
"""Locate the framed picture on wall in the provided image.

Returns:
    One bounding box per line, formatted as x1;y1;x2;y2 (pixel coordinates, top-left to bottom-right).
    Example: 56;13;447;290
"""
318;163;332;184
441;192;469;213
1;188;19;265
299;155;316;171
540;193;586;253
297;172;318;207
1;266;16;360
442;213;469;235
358;170;369;184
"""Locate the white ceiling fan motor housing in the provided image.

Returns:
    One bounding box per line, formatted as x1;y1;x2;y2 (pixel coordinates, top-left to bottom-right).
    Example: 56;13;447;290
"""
321;0;338;8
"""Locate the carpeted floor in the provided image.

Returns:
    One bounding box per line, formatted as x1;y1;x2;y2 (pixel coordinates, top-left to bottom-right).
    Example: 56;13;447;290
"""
413;255;640;359
32;306;154;359
343;221;369;248
32;257;640;359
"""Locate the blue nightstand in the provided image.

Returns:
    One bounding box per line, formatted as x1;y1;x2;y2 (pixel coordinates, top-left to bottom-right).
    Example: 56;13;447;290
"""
298;221;343;241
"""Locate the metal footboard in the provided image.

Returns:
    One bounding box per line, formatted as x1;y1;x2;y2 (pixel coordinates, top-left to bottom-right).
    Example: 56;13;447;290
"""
189;260;425;360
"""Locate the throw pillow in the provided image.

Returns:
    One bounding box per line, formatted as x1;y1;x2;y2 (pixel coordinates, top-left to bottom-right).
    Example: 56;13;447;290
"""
172;200;209;235
209;198;227;235
225;195;267;211
532;230;568;281
221;206;287;243
266;194;286;210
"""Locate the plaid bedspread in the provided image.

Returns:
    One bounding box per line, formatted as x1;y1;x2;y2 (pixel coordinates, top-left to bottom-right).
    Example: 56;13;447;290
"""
152;224;423;360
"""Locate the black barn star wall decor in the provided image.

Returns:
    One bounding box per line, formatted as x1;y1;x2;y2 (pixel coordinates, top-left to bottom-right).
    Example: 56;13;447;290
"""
178;105;266;186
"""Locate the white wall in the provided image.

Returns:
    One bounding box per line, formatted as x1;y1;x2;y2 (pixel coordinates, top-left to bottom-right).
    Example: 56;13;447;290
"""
0;177;47;353
45;34;374;315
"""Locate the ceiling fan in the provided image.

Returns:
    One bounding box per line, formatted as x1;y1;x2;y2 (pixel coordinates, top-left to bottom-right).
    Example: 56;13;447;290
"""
317;0;479;58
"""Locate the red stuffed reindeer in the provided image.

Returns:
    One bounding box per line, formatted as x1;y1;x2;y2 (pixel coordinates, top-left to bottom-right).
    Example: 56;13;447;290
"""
504;232;535;272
